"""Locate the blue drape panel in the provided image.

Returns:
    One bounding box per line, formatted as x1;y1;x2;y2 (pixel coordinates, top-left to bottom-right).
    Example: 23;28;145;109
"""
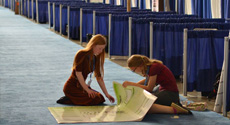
29;0;32;18
33;1;36;20
191;0;212;18
82;9;93;42
109;0;114;5
169;0;175;12
164;24;175;73
54;4;60;32
61;6;68;35
178;0;184;14
38;1;48;23
187;30;229;92
226;0;230;19
5;0;8;7
203;0;212;18
131;19;150;57
152;24;166;64
49;3;53;27
23;0;28;16
95;12;109;36
69;8;80;40
151;23;230;77
110;15;129;56
152;23;183;76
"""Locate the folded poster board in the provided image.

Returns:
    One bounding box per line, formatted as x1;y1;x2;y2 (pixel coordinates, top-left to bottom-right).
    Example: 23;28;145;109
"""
48;81;157;123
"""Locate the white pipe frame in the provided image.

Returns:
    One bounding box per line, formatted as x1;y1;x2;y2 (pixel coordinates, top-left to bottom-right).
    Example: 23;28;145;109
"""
32;0;33;20
60;4;62;35
80;8;83;45
108;14;112;59
128;17;132;58
48;2;51;28
183;28;188;96
67;5;70;39
223;36;229;117
93;10;96;35
27;0;29;18
36;0;38;23
53;3;55;31
150;22;153;59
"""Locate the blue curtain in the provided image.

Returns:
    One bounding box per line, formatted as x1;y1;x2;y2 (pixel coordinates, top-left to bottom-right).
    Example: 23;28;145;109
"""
29;0;32;18
131;19;150;57
225;0;230;19
61;6;68;35
49;3;53;27
38;1;48;23
95;12;109;36
152;24;166;65
54;4;60;32
33;1;36;21
203;0;212;18
187;30;229;92
169;0;175;12
110;15;129;56
69;8;80;40
82;9;93;42
178;0;184;14
191;0;212;18
109;0;114;5
139;0;145;9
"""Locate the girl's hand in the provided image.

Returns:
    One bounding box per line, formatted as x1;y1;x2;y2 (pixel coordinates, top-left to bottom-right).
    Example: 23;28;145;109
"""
86;89;98;98
122;81;130;88
106;94;115;103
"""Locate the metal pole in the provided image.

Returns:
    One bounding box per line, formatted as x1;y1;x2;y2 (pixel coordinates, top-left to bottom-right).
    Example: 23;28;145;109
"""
48;2;51;28
32;0;33;20
93;10;96;35
27;0;29;18
223;37;229;117
53;3;55;30
183;28;188;96
150;22;153;59
128;17;132;57
36;0;38;23
60;4;62;35
80;8;83;44
67;6;70;39
108;14;112;59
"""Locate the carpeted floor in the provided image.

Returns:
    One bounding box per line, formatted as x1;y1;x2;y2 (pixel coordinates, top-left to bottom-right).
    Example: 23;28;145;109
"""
0;6;230;125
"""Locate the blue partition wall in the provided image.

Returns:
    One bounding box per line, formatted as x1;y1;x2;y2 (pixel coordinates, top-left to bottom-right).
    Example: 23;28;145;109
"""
186;30;229;92
69;7;80;39
131;18;150;57
109;15;129;56
95;12;109;36
82;9;93;42
37;0;48;23
61;5;68;35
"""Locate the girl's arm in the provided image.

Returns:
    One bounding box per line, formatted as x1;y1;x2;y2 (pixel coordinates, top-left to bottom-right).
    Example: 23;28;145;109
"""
97;77;115;103
75;71;98;98
123;75;157;93
136;79;146;85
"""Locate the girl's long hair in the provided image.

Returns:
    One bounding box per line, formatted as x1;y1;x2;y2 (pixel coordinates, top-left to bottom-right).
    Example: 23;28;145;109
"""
127;54;162;75
72;34;107;77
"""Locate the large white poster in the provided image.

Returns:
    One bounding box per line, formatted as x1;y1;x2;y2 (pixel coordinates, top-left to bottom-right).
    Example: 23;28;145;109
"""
48;82;157;123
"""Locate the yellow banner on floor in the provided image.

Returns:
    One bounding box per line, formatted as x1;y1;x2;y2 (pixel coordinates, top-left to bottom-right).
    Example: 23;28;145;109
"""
48;82;157;123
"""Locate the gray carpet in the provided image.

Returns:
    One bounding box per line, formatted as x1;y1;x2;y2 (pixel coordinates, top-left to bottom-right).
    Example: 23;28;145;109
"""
0;6;230;125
